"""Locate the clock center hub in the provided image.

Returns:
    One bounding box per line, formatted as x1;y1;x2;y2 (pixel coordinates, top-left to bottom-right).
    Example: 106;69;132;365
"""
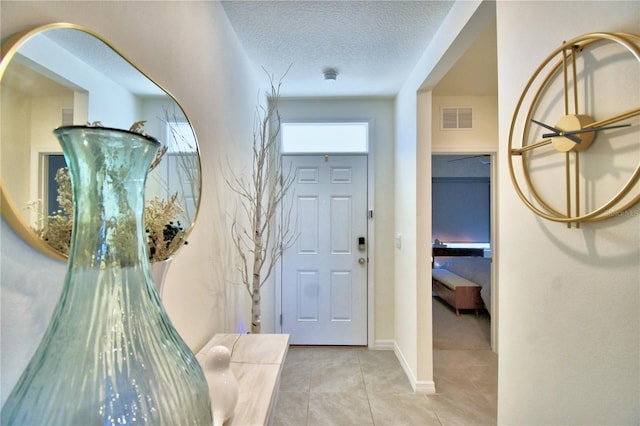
552;114;595;152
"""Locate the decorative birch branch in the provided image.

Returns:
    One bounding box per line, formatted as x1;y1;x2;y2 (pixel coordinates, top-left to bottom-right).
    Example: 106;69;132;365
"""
224;68;296;334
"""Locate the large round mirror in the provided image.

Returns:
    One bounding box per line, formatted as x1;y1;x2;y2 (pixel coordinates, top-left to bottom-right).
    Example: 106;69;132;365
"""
1;23;201;261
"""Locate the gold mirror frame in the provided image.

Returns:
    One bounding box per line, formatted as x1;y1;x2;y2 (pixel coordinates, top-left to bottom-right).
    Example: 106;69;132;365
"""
1;23;202;260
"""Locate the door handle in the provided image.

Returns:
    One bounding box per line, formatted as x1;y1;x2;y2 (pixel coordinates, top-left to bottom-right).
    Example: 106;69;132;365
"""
358;257;366;265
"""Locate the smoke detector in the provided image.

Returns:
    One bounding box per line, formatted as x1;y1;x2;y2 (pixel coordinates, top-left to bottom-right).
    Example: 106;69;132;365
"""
323;68;338;81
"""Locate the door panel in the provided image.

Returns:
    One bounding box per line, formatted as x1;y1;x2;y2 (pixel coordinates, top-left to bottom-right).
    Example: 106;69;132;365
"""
281;155;367;345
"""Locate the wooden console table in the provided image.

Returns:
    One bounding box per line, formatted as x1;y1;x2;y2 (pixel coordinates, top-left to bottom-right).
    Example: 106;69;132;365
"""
196;333;290;425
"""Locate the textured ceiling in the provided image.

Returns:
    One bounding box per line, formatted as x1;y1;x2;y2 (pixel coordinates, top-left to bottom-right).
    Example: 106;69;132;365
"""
221;0;460;97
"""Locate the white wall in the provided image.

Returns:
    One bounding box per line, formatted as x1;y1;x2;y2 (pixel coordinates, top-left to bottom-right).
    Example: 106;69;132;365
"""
432;95;498;153
394;85;420;385
275;98;396;342
496;1;639;424
0;0;260;404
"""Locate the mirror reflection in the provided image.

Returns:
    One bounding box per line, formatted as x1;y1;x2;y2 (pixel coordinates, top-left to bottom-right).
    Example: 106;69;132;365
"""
1;24;201;261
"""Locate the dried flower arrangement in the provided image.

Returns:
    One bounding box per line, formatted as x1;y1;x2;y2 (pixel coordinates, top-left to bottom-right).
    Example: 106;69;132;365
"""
31;166;187;263
28;121;187;263
144;194;186;262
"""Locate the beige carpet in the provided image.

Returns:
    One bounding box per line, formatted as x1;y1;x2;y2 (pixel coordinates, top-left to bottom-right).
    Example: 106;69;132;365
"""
432;296;491;350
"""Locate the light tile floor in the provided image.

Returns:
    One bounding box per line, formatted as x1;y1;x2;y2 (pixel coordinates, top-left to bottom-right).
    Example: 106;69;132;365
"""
273;298;497;425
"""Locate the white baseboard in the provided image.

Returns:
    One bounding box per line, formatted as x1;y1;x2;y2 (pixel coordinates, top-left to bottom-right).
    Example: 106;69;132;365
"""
372;339;395;350
391;341;436;394
414;379;437;393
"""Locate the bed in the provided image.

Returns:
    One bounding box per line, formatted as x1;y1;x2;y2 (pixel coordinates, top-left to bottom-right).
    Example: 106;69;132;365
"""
432;256;492;315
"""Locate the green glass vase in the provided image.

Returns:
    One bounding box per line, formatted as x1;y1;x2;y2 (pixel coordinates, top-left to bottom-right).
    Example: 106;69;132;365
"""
1;126;212;425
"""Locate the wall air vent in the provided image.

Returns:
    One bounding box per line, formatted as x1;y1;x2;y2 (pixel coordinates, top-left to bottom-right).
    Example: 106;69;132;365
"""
441;107;473;130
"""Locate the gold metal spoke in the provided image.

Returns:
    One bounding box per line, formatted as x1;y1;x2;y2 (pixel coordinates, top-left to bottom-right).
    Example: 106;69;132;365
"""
585;108;640;129
565;152;571;228
562;46;569;115
575;151;580;229
511;139;553;155
571;45;579;115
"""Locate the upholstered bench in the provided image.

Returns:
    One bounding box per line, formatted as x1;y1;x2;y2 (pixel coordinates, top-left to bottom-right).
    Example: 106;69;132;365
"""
432;269;484;315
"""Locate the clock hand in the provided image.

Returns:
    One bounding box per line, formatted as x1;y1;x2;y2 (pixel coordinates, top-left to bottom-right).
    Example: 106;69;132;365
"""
542;123;631;138
531;119;582;143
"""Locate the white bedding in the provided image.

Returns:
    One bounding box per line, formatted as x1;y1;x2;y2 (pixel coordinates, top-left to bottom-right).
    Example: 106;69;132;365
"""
431;269;479;290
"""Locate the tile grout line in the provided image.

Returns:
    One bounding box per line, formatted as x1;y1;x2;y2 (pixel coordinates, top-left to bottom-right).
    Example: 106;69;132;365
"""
305;350;314;425
357;352;377;425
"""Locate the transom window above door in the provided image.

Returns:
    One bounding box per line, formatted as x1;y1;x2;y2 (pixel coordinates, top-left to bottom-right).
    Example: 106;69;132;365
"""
281;122;369;153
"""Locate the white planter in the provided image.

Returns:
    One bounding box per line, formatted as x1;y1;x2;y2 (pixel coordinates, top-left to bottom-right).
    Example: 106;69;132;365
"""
150;257;172;298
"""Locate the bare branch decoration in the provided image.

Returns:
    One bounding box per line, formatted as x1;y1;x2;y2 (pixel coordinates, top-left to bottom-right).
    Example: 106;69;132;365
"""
224;67;297;334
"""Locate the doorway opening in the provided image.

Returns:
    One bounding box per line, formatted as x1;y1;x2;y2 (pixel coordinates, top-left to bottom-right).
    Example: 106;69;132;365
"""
431;153;495;351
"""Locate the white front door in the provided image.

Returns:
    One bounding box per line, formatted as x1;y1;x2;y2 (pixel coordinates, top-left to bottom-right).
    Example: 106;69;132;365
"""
281;155;368;345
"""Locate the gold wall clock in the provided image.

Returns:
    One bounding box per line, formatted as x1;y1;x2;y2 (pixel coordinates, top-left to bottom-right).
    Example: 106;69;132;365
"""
508;32;640;227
